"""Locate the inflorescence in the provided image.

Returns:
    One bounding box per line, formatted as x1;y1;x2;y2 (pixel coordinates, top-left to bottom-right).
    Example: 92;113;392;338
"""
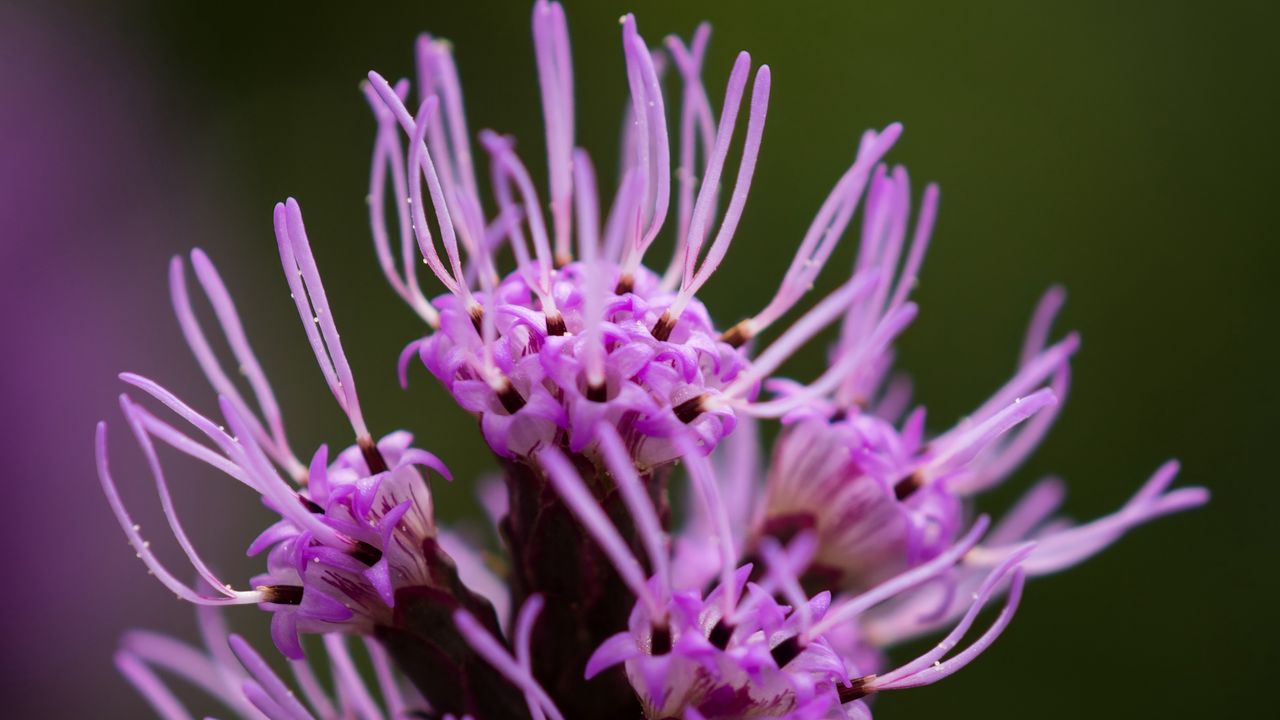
98;3;1207;719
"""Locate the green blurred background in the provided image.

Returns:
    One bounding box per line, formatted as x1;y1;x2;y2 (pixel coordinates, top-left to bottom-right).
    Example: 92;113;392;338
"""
6;0;1274;716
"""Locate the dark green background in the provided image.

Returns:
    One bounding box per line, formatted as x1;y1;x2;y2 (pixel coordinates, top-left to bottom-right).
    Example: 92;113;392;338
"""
28;0;1276;716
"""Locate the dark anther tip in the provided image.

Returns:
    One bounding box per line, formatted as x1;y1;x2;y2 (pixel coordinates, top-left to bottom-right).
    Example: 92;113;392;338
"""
545;311;567;336
893;472;925;501
651;624;672;655
651;310;676;342
837;674;877;704
298;494;324;514
358;435;390;475
769;635;803;669
259;584;304;605
496;380;527;414
614;273;635;295
351;539;384;567
709;619;734;650
673;395;706;424
720;320;752;348
468;303;485;333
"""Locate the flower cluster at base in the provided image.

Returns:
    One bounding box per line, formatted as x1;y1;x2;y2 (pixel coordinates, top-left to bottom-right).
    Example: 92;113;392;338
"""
100;2;1208;719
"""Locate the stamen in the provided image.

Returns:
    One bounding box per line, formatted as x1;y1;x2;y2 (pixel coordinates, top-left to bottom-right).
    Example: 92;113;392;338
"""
573;147;607;388
367;74;476;305
869;555;1031;693
350;540;384;567
807;516;990;639
359;80;440;328
217;397;349;550
746;124;904;337
614;272;635;294
171;251;307;479
545;309;567;336
618;14;671;273
720;272;878;402
533;0;576;267
708;619;734;650
770;635;803;668
893;472;925;501
651;309;677;342
673;394;706;424
298;494;324;514
479;130;558;311
650;623;672;655
257;585;304;605
496;378;527;414
837;674;877;704
95;421;262;607
720;318;753;347
274;199;371;439
358;434;390;475
669;58;771;323
660;23;716;291
416;35;479;201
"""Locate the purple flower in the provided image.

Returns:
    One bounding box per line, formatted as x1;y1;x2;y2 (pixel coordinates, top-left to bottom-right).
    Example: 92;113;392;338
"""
96;200;461;660
542;427;1031;719
363;9;900;471
101;2;1208;719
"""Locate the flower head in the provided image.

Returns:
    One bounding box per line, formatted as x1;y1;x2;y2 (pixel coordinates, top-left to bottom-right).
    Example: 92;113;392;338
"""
96;199;457;659
363;7;901;470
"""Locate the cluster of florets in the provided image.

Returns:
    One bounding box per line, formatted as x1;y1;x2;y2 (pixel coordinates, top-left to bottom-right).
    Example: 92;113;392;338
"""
417;262;743;468
101;3;1207;720
97;200;459;661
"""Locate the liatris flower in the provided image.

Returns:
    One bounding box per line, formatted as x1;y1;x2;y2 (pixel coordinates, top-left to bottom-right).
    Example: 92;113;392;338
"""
101;3;1207;719
97;199;532;716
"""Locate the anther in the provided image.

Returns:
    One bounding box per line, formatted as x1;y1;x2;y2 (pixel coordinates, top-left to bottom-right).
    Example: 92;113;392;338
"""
358;435;390;475
615;273;635;295
545;310;567;336
720;319;753;348
651;624;672;655
651;309;677;342
770;635;803;668
837;674;877;704
298;494;324;514
258;584;304;605
350;540;384;567
468;303;485;334
496;379;527;414
708;619;734;650
893;472;925;501
673;394;707;424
